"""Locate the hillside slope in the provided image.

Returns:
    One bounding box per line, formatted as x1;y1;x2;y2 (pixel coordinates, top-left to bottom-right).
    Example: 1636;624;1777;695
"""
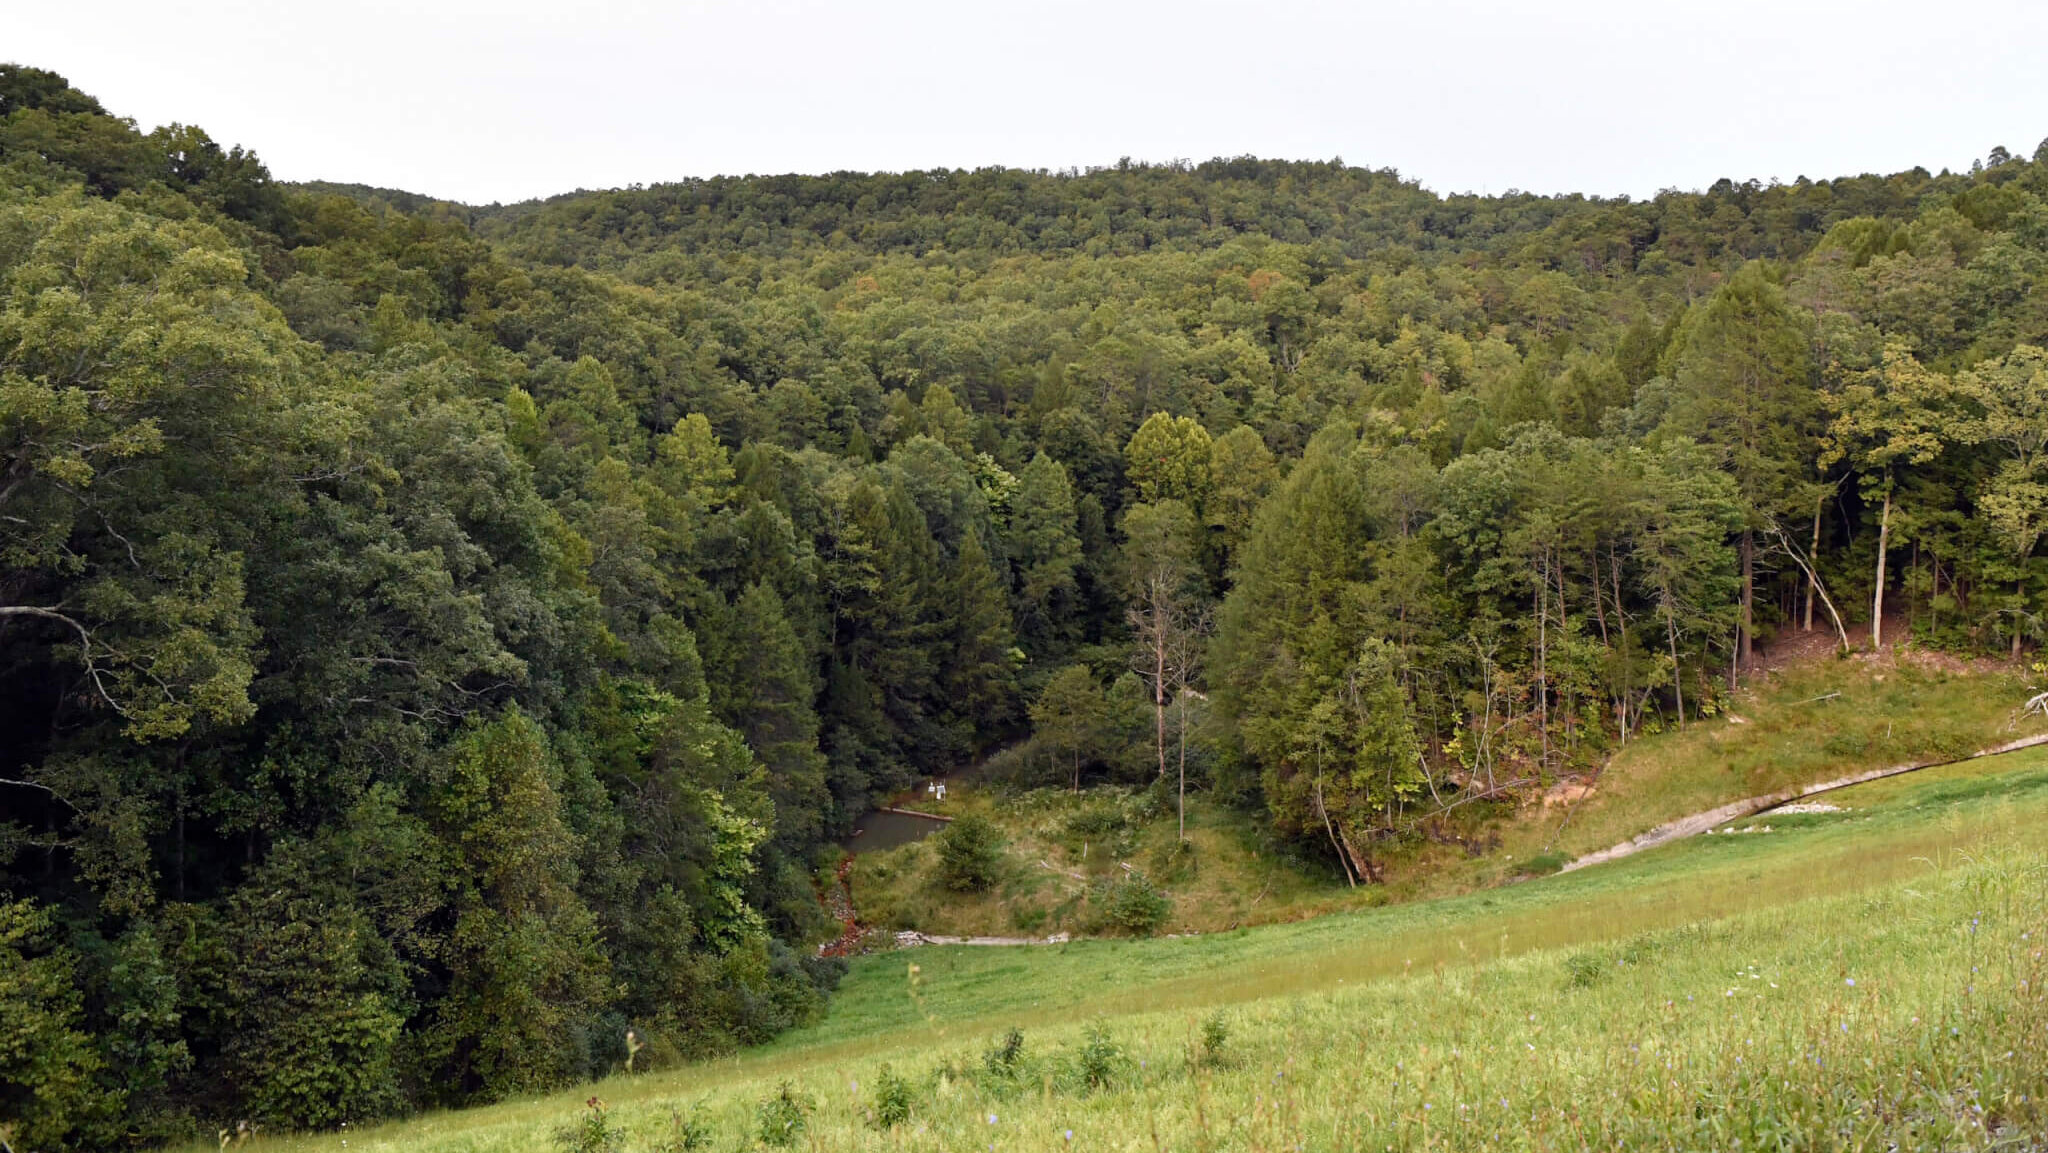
843;654;2044;939
242;735;2048;1153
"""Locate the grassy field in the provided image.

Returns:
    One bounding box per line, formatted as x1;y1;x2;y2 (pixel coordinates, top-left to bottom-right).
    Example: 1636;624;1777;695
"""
851;656;2044;938
224;734;2048;1152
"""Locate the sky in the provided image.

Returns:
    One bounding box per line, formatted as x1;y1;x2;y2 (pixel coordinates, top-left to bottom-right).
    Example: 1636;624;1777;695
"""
10;0;2047;206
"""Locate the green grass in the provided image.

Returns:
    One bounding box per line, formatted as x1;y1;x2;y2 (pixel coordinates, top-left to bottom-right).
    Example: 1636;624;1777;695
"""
849;659;2043;938
220;737;2048;1152
849;787;1332;939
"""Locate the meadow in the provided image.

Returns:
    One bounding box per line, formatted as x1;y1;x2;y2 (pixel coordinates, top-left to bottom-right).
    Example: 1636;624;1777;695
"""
850;655;2044;940
223;735;2048;1152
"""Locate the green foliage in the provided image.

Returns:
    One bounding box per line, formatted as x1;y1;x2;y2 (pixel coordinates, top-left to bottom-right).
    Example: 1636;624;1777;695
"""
868;1063;915;1128
1093;870;1172;935
755;1081;811;1147
1076;1022;1123;1090
934;813;1005;892
208;884;405;1128
1125;412;1215;505
1196;1011;1232;1068
982;1027;1027;1079
0;900;117;1151
8;66;2048;1148
652;1102;714;1152
556;1097;623;1153
1562;950;1607;989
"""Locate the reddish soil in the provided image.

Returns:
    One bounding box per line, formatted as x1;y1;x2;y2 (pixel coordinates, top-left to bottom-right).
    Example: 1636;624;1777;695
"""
817;856;866;957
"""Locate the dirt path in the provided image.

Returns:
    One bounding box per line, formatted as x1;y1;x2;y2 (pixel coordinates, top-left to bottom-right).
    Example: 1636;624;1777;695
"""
1560;732;2048;874
893;931;1072;947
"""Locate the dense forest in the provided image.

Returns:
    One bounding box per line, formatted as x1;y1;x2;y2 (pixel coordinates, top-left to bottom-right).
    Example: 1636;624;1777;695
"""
3;61;2047;1147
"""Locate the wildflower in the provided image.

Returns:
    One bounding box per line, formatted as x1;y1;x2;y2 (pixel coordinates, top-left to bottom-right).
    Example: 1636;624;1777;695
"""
1845;978;1855;987
987;1113;998;1124
1064;1130;1073;1142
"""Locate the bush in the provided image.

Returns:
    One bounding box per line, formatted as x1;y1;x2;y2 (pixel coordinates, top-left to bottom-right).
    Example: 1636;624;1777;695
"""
1062;804;1126;841
982;1027;1026;1079
557;1097;622;1153
756;1081;811;1147
1150;835;1198;883
1077;1022;1122;1090
1093;870;1171;935
0;900;120;1152
1563;951;1607;989
652;1102;713;1151
1196;1011;1231;1068
869;1064;914;1128
934;813;1005;892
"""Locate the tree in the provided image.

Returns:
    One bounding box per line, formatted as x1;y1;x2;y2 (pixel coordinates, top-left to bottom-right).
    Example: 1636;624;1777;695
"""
1821;339;1955;650
0;899;117;1151
1124;412;1214;506
943;528;1018;741
1118;500;1202;792
1009;452;1083;654
1204;425;1279;571
933;812;1003;892
0;195;275;739
1958;345;2048;654
1632;442;1744;729
209;884;405;1128
1670;264;1818;669
1030;665;1107;792
421;711;612;1102
716;582;829;849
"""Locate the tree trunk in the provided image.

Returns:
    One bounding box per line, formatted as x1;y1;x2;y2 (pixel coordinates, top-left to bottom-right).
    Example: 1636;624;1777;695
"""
1739;529;1754;669
1666;603;1685;731
2015;577;2026;660
1536;555;1550;769
1590;551;1610;647
1152;589;1168;784
1314;765;1356;887
1335;824;1379;885
1871;480;1892;652
1176;692;1187;840
1802;503;1818;634
1609;548;1628;745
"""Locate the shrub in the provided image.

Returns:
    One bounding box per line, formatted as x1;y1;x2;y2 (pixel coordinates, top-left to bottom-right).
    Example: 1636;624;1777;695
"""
869;1064;914;1128
1077;1022;1122;1090
1151;835;1198;883
1521;850;1569;875
652;1102;713;1151
1563;951;1607;989
982;1027;1026;1079
1197;1011;1231;1068
1062;805;1126;841
557;1097;622;1153
1094;870;1171;935
756;1081;811;1147
934;813;1005;892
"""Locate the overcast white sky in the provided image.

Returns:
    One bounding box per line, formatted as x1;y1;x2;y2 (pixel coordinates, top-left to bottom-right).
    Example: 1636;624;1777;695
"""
11;0;2047;205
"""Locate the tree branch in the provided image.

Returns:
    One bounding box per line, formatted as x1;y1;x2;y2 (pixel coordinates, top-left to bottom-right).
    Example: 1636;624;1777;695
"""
0;605;128;715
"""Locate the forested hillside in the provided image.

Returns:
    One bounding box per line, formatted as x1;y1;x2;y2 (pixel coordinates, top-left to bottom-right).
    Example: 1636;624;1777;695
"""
3;60;2046;1147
